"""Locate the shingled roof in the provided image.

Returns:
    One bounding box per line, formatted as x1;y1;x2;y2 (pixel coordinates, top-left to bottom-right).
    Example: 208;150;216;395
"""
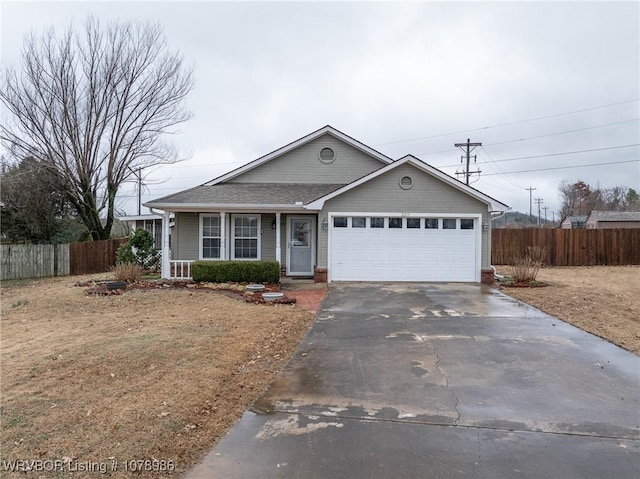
588;210;640;222
146;183;345;208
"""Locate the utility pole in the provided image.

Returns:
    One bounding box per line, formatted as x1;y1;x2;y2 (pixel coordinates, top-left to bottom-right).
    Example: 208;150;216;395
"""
128;167;143;215
454;139;482;185
542;206;549;226
137;167;142;215
526;186;536;220
535;197;544;226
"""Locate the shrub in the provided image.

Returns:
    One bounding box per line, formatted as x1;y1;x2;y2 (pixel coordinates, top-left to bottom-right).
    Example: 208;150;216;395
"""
191;260;280;283
116;229;160;271
509;246;547;283
111;262;144;282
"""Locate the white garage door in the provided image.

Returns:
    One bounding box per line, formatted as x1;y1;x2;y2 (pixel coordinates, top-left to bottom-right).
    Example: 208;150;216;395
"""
329;215;480;282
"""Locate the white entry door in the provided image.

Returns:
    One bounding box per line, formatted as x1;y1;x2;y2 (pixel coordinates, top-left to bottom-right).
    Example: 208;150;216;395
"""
287;216;315;276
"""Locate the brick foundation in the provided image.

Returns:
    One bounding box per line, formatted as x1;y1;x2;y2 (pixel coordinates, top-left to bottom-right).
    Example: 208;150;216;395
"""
314;267;328;283
481;268;495;285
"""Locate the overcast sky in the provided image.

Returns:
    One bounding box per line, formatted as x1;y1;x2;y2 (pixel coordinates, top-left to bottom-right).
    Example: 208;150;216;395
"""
2;0;639;220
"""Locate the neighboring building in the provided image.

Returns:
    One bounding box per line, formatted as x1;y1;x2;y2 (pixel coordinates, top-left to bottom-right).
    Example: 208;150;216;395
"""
118;213;174;249
560;215;588;229
586;210;640;229
145;126;509;283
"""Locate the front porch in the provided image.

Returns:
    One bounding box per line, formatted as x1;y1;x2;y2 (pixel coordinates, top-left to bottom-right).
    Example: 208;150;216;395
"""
158;211;325;281
166;260;327;283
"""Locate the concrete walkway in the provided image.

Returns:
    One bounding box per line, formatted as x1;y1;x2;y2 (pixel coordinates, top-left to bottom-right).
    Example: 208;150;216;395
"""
186;283;640;478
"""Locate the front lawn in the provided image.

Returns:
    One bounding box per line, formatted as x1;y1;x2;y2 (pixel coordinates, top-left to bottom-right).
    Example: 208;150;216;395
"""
0;275;315;478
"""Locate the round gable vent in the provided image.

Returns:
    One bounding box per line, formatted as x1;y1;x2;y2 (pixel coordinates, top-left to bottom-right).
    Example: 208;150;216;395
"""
399;175;413;190
319;147;336;164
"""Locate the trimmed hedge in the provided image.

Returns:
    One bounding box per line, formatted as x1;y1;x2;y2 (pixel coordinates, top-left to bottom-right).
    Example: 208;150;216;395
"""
191;260;280;283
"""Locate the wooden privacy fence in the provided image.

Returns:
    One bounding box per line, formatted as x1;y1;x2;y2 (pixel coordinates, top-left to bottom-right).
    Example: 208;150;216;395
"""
69;238;127;275
1;238;127;280
1;243;70;280
492;228;640;266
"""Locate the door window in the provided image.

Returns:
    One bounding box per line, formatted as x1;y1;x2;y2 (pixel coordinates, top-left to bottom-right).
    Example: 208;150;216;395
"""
333;217;348;228
443;219;457;229
352;217;366;228
370;217;385;228
291;219;310;247
389;217;403;228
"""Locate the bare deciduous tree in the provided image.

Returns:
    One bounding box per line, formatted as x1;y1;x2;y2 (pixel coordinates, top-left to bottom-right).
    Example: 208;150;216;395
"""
0;17;193;240
559;180;635;218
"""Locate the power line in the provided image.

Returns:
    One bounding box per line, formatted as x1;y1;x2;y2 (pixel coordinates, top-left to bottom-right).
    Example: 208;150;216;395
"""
123;142;640;186
415;118;638;157
374;99;640;146
481;159;638;176
484;143;639;163
122;158;638;199
485;118;640;147
435;143;639;169
476;148;524;190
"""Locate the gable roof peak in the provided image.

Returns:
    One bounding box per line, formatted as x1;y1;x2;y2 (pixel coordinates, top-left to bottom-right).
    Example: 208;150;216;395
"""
304;152;509;212
204;125;393;186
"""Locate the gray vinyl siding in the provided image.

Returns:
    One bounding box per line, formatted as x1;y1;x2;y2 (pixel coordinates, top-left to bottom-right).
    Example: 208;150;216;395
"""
173;212;279;262
228;134;384;184
317;163;491;269
261;213;277;260
173;212;199;260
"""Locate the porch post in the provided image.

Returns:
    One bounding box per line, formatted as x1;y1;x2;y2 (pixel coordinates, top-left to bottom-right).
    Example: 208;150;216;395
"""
220;212;227;260
275;212;282;265
161;210;171;279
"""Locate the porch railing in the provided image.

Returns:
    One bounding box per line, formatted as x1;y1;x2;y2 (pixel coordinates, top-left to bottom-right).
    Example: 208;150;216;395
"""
170;260;193;280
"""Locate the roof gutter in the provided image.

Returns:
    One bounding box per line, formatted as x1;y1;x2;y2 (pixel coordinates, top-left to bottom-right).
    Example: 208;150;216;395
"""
490;209;509;220
143;202;314;213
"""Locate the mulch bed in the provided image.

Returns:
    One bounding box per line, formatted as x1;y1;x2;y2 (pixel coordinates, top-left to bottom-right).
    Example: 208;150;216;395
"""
75;279;298;305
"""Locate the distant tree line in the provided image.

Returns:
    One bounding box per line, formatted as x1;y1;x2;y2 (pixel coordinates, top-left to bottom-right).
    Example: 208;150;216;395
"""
493;180;639;229
558;181;639;218
0;156;89;243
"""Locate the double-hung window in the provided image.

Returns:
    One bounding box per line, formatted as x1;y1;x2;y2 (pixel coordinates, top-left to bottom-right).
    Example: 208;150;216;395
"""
200;214;221;259
232;215;260;260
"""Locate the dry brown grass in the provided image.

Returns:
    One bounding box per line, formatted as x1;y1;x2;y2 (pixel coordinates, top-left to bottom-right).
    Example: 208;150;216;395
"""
499;265;640;355
0;275;315;478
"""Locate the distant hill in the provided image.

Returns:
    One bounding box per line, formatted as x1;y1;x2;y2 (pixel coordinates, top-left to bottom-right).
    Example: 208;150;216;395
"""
493;211;555;228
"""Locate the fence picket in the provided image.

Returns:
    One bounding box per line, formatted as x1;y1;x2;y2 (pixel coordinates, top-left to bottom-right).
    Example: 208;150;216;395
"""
492;228;640;266
1;238;126;280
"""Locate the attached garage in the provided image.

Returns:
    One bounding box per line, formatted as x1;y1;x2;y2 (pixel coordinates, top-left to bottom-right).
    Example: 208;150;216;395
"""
329;214;481;282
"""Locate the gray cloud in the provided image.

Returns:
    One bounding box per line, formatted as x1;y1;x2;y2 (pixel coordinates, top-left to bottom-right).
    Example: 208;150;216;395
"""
2;1;638;216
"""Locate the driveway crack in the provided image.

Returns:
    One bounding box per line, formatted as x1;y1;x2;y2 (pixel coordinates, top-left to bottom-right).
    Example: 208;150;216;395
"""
433;344;461;425
472;430;482;479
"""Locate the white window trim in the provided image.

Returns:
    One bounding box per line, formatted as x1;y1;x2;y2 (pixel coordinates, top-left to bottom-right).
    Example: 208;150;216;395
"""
199;213;222;260
231;214;262;260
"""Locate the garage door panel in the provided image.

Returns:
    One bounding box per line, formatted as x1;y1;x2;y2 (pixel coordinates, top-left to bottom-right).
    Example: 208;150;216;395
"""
330;215;478;282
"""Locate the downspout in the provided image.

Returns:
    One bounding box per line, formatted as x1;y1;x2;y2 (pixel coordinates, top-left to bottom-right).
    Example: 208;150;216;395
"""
489;210;509;281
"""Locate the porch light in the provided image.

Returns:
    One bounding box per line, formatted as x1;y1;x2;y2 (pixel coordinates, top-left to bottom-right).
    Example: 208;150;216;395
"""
322;217;328;230
271;218;277;229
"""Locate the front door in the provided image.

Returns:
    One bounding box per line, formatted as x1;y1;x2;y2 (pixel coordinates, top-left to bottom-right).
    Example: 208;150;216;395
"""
287;216;314;276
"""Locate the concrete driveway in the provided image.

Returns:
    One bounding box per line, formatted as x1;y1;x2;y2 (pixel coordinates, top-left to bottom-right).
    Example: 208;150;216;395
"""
186;283;640;478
